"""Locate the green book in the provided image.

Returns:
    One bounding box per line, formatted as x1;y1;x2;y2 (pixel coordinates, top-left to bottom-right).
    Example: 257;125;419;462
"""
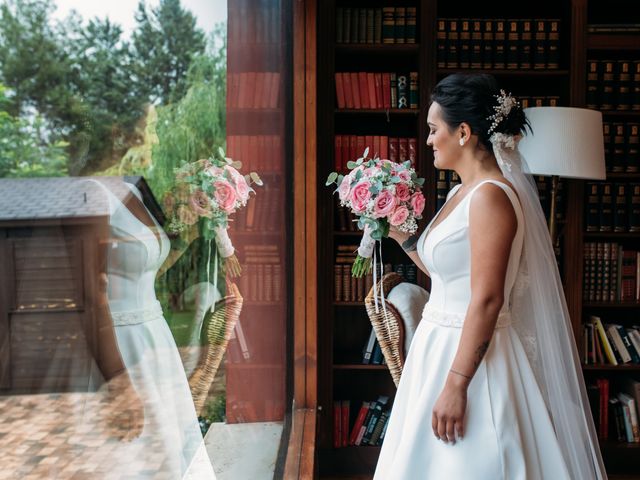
382;7;395;44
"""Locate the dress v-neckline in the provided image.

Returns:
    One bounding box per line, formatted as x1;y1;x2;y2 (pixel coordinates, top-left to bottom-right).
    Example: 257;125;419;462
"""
423;183;466;244
120;184;164;256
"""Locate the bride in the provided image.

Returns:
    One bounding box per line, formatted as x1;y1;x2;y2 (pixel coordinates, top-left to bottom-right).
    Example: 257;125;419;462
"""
374;74;606;479
85;177;217;479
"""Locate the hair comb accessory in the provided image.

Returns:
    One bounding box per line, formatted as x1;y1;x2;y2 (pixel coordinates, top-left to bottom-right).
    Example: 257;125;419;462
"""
487;89;519;136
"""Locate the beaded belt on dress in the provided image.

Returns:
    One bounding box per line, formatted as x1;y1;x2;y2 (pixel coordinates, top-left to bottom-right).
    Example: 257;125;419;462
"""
110;300;164;326
423;303;513;328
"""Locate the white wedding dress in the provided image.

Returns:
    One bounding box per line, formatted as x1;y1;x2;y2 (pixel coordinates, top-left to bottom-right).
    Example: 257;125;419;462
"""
374;180;571;480
88;179;216;479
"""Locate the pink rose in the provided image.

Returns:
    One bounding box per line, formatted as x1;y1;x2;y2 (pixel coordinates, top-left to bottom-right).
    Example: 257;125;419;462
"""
225;166;250;201
338;176;352;202
350;181;372;213
189;190;212;217
373;189;397;218
214;180;237;213
390;206;410;226
395;183;411;202
410;192;425;216
397;170;412;182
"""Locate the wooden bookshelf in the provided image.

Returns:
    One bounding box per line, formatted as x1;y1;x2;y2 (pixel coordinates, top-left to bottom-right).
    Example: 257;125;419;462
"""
317;0;639;476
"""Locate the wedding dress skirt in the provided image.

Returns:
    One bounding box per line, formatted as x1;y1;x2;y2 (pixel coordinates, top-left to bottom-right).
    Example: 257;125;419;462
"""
374;180;571;480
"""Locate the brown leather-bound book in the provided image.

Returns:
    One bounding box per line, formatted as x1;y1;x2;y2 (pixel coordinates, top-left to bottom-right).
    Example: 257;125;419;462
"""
335;264;343;302
343;264;351;302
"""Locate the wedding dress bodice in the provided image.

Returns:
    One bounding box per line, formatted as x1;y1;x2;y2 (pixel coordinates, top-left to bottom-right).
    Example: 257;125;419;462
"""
417;180;524;320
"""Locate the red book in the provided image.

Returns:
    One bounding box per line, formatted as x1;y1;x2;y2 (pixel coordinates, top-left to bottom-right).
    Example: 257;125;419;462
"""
342;73;354;109
408;137;417;167
334;135;343;171
335;73;346;109
373;136;381;159
334;401;342;448
349;401;371;445
382;73;391;109
367;73;377;109
399;137;409;162
389;137;399;162
365;135;374;156
356;136;366;160
349;135;357;166
381;136;389;159
241;136;250;169
358;72;369;109
249;135;259;170
269;72;280;108
254;72;265;109
342;135;350;173
238;73;248;109
260;73;272;109
273;135;281;172
341;400;350;447
374;73;383;108
246;71;257;109
350;72;361;109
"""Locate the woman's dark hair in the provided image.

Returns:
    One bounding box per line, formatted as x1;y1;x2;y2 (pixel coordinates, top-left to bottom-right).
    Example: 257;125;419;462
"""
430;73;531;152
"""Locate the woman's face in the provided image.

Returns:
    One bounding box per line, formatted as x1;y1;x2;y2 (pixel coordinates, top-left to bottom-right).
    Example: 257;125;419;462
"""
426;102;461;170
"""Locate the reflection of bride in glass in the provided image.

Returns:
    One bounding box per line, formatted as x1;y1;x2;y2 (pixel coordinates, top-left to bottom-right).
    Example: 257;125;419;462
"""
86;177;217;479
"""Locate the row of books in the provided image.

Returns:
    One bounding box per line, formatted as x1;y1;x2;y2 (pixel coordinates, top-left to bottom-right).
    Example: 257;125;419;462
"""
227;72;281;110
361;326;387;366
437;18;561;70
587;377;640;442
335;7;417;45
584;316;640;366
334;261;419;303
586;60;640;111
518;96;562;108
333;396;390;447
587;23;640;33
334;135;417;173
226;135;283;173
583;243;640;303
238;245;282;303
228;3;281;45
602;122;640;173
585;183;640;233
230;187;281;232
335;72;419;110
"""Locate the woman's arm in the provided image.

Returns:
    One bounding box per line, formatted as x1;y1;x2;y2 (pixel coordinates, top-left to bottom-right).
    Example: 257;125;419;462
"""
388;229;430;277
431;184;517;445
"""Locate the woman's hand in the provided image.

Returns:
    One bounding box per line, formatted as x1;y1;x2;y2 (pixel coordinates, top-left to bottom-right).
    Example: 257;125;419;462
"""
432;374;468;445
103;372;145;442
387;225;409;245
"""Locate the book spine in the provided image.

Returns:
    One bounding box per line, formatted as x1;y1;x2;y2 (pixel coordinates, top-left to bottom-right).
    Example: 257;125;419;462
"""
520;19;532;69
437;19;447;68
382;7;395;44
600;182;614;232
482;20;494;68
397;73;408;108
629;183;640;232
405;7;416;44
409;72;419;109
390;73;397;109
374;9;382;44
547;19;560;69
447;19;459;68
349;401;370;445
493;19;506;69
459;19;471;68
506;19;519;69
470;20;482;68
628;124;639;173
533;19;547;69
366;9;374;44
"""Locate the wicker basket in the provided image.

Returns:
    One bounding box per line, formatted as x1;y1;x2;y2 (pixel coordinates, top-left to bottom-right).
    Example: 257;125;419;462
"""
188;281;243;415
364;272;408;387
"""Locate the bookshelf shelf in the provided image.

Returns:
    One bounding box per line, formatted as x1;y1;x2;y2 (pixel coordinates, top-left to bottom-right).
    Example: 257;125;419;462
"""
583;364;640;372
436;68;570;77
583;302;640;308
583;232;640;239
334;108;420;116
587;34;640;50
606;173;640;180
333;302;365;307
335;43;420;55
333;364;388;371
599;111;640;118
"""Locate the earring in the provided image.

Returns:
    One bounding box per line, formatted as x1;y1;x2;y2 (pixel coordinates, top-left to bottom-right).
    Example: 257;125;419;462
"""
459;138;465;146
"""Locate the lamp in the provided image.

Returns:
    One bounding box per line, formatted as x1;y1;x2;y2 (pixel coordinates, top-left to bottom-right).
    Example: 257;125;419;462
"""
518;107;606;245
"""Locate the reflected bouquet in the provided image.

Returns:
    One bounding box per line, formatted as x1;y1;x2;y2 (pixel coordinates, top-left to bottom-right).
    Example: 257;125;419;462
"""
326;147;426;278
164;147;263;277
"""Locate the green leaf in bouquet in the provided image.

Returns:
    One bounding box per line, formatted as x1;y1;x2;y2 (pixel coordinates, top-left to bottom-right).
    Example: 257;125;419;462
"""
356;157;363;165
232;160;242;169
380;221;390;238
218;146;226;158
369;184;380;195
326;171;338;186
337;174;344;186
371;229;383;241
250;172;264;186
363;146;369;159
403;160;412;168
415;177;425;186
390;176;401;184
347;160;358;169
357;216;366;230
354;170;363;181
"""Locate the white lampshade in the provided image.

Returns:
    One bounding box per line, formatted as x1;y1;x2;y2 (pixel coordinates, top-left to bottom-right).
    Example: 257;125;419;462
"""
518;107;606;180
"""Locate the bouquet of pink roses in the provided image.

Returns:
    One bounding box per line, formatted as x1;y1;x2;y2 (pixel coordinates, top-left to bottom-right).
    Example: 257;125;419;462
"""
164;147;263;277
326;147;426;278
